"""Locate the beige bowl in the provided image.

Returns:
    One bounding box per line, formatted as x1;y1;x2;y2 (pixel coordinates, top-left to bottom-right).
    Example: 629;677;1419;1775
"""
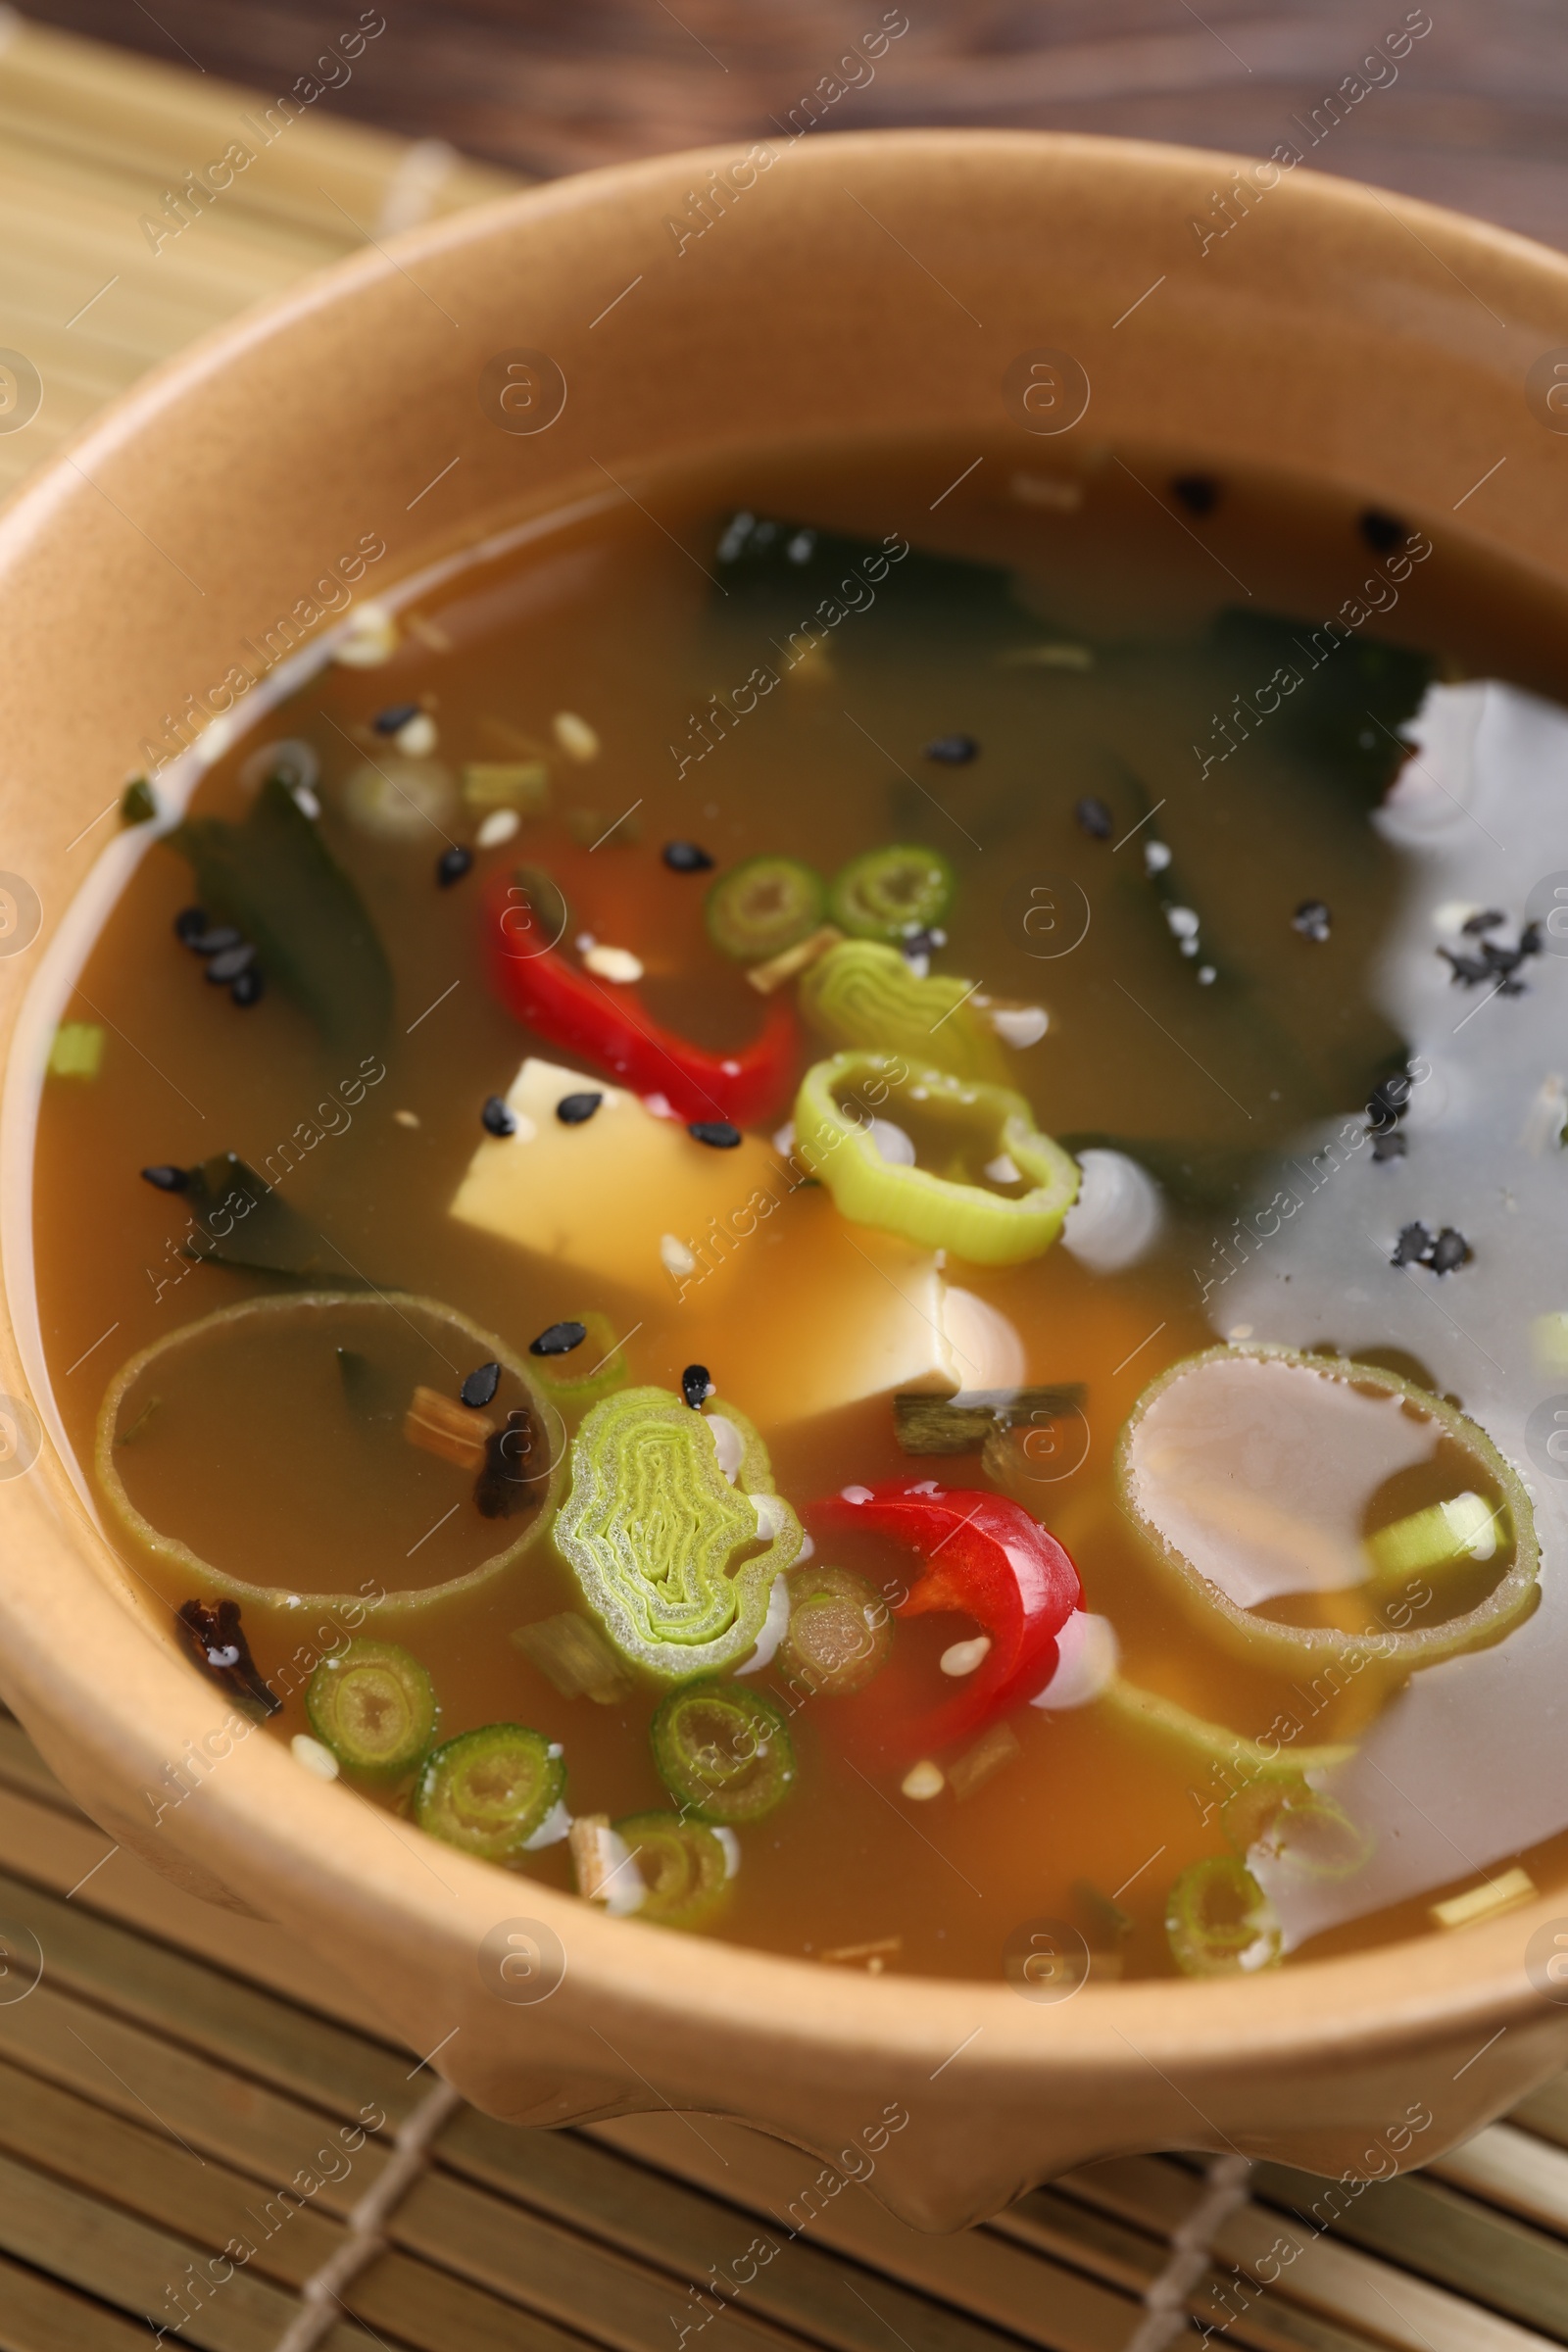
1;131;1566;2230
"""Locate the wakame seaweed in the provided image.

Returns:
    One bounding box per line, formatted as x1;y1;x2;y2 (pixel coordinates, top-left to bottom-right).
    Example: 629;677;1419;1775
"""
166;775;393;1054
182;1152;359;1281
1208;609;1435;796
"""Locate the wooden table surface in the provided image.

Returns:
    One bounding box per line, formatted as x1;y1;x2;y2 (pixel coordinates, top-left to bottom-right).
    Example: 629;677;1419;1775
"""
18;0;1568;248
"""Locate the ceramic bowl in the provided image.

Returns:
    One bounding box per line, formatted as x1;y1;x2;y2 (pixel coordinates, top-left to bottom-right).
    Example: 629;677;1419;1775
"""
1;131;1566;2230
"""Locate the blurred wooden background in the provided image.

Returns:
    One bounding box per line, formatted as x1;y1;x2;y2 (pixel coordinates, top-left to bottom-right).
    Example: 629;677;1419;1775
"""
17;0;1568;247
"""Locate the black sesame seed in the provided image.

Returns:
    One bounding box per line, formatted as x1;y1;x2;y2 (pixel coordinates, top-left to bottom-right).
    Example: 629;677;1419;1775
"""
1075;796;1113;840
556;1092;604;1125
373;702;420;734
1521;921;1544;956
530;1319;589;1357
1432;1227;1471;1275
1292;899;1332;944
481;1095;516;1137
1460;908;1506;936
1438;946;1494;987
681;1362;713;1409
230;966;265;1008
140;1163;190;1192
923;733;978;765
1371;1130;1407;1163
173;906;209;946
529;1320;589;1357
1367;1072;1412;1128
662;840;715;873
187;923;243;957
1171;473;1220;515
901;926;946;960
437;844;473;888
1393;1221;1435;1268
688;1120;742;1149
1358;508;1407;553
461;1360;502;1408
205;942;256;984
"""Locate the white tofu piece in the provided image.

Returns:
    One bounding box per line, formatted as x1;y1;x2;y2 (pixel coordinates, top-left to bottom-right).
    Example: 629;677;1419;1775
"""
450;1058;782;1301
450;1058;1037;1432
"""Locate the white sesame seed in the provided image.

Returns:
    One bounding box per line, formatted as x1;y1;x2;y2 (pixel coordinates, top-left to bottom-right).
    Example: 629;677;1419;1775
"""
554;710;600;761
291;1734;340;1781
902;1760;945;1801
394;712;438;758
940;1636;992;1678
476;808;520;848
583;944;644;984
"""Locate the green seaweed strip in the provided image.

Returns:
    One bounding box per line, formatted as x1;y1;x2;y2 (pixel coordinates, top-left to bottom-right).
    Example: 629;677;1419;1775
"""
183;1152;354;1281
800;941;1007;1084
555;1387;802;1679
167;775;392;1055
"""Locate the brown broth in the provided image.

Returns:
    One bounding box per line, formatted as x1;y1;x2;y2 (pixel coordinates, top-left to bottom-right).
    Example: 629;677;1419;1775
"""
27;436;1568;1982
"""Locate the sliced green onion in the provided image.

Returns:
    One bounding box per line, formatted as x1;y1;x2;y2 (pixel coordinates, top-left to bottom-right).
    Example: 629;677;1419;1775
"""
800;940;1005;1083
1229;1786;1373;1881
1165;1856;1283;1977
650;1681;796;1822
1364;1490;1503;1580
778;1566;890;1696
512;1612;630;1704
828;844;955;942
706;856;826;962
614;1812;733;1925
306;1641;437;1777
414;1724;564;1861
794;1053;1079;1265
556;1388;801;1678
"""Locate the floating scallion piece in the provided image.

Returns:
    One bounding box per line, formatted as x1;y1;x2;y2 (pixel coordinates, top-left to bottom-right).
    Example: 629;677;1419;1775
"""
794;1053;1079;1264
165;775;392;1054
1117;1344;1539;1679
700;856;822;964
893;1385;1086;1456
555;1387;802;1678
800;940;1006;1082
650;1681;796;1822
513;1612;631;1704
706;855;827;962
414;1723;564;1861
615;1812;733;1925
1099;1676;1353;1783
778;1566;889;1696
306;1641;437;1778
1224;1783;1373;1880
1364;1491;1503;1581
1165;1856;1283;1977
828;844;955;942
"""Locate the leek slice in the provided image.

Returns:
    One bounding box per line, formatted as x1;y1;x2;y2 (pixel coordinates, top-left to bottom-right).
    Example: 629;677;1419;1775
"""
794;1053;1079;1265
800;940;1006;1083
555;1387;802;1679
614;1812;732;1925
306;1641;437;1777
1116;1345;1539;1679
650;1681;796;1822
415;1723;564;1861
1165;1856;1283;1977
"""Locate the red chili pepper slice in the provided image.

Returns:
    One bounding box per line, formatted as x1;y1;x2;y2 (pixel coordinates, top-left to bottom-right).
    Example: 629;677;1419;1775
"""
809;1481;1082;1755
485;878;799;1127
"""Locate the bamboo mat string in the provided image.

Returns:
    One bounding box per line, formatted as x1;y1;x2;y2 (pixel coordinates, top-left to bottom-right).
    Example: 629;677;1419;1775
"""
270;2076;465;2352
1124;2155;1254;2352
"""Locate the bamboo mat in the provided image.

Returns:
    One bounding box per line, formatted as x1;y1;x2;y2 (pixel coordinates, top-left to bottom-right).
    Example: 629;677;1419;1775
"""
0;11;519;502
0;1704;1564;2352
2;18;1568;2352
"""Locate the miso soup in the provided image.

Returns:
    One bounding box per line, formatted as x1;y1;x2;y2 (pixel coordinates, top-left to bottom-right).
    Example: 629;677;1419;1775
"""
27;438;1568;1983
